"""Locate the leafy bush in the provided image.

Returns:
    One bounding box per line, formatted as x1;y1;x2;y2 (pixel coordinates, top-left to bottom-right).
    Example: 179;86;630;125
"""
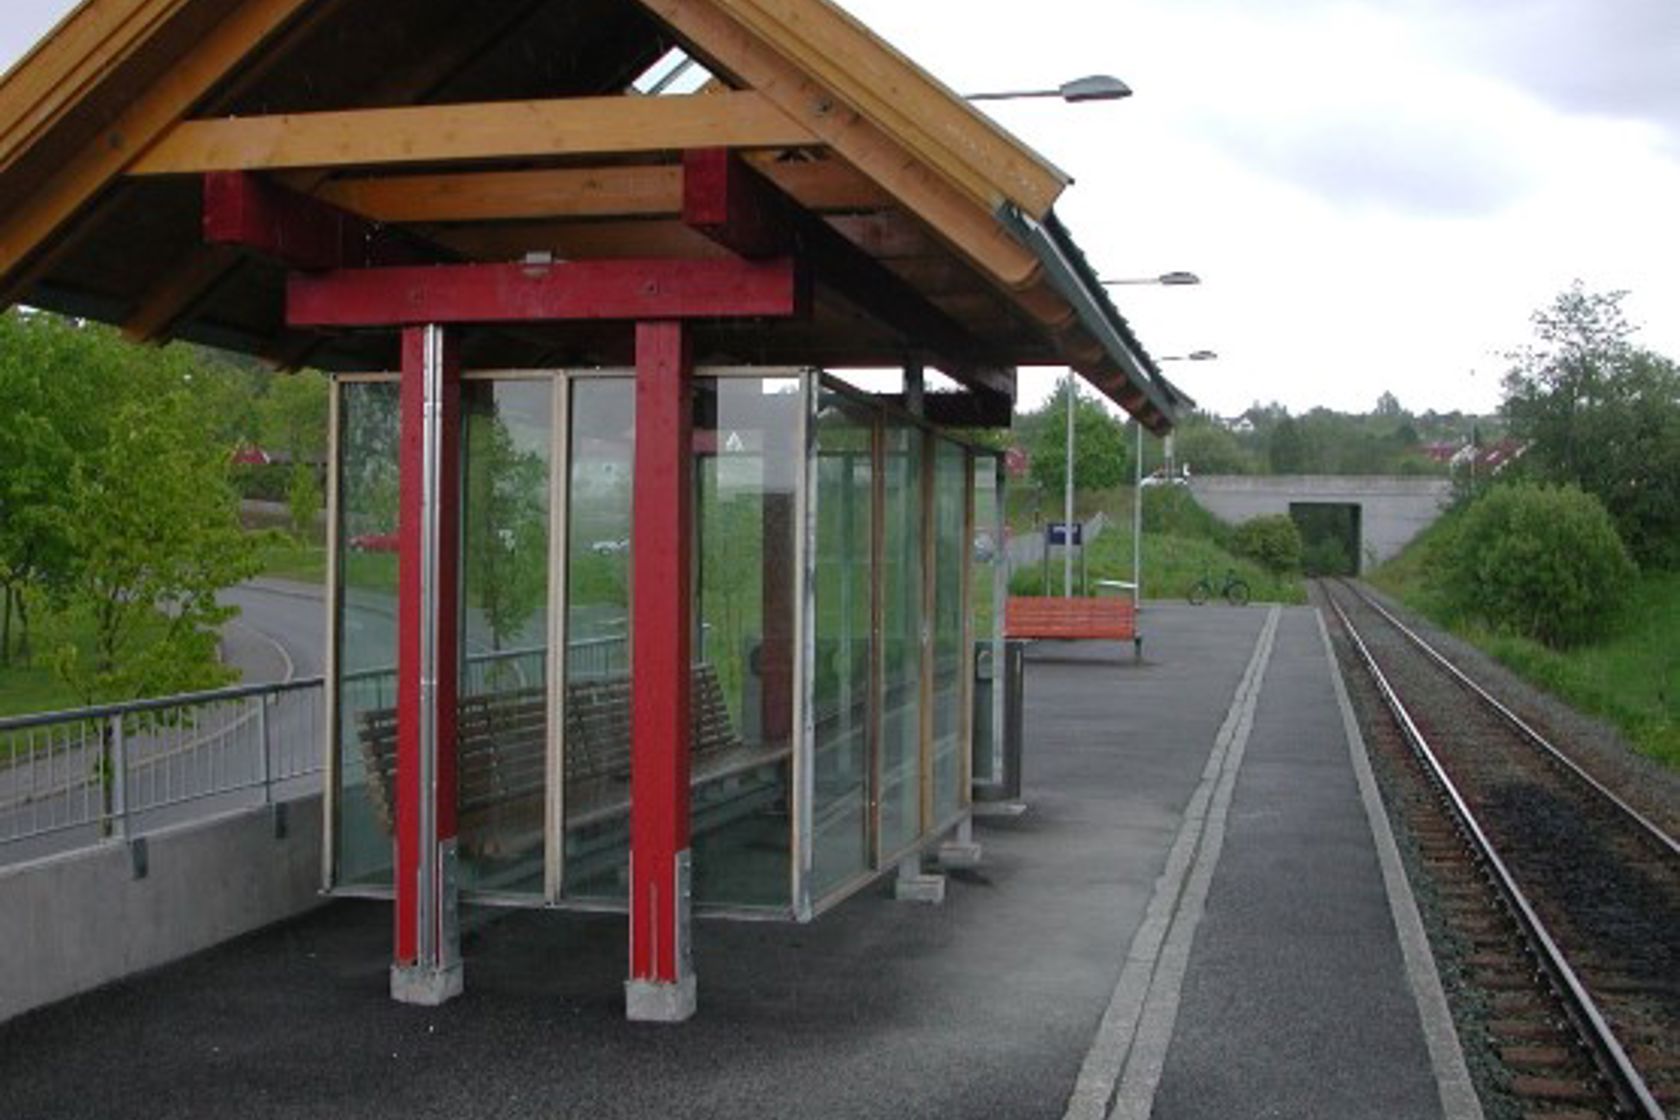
1434;483;1635;648
1232;514;1302;573
1302;535;1352;577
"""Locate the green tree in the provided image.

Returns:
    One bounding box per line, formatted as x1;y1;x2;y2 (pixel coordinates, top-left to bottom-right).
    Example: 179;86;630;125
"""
1502;284;1680;567
286;462;323;542
1232;514;1302;574
1028;377;1130;494
48;379;260;705
463;408;549;650
1434;483;1634;648
258;369;329;464
1173;412;1254;474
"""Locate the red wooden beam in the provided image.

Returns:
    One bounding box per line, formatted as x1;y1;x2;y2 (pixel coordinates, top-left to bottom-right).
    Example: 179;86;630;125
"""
627;320;696;1021
204;171;436;271
681;148;1013;401
287;258;807;327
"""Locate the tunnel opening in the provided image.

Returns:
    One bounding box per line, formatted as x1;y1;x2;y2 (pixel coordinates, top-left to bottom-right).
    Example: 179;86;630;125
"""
1290;502;1362;575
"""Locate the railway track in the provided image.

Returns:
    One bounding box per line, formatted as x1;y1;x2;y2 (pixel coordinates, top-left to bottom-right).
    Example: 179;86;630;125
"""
1322;579;1680;1119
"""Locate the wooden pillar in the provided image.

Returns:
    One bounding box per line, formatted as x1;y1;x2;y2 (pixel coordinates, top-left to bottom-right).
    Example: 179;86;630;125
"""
392;324;463;1005
627;320;697;1022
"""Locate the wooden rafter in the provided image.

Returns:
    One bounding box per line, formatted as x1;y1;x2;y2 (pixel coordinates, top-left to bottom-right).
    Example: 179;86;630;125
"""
129;92;816;176
0;0;317;298
312;157;889;224
121;0;557;342
639;0;1050;290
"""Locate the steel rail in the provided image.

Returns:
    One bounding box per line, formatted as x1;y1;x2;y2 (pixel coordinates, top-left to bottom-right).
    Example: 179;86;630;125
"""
1329;592;1665;1119
1337;579;1680;860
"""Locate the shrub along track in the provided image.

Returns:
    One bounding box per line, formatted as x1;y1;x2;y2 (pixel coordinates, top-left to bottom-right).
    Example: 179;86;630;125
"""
1321;579;1679;1119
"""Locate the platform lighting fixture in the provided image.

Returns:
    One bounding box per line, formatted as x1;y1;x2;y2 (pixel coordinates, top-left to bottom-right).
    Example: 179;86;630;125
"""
964;74;1133;103
963;72;1135;595
1157;350;1219;362
1101;271;1201;286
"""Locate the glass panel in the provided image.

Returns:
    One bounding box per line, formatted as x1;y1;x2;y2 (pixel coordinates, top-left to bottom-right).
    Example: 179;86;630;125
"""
691;377;800;909
970;454;1002;786
334;379;401;889
930;439;967;824
878;416;924;856
809;389;874;900
457;379;552;896
561;379;635;900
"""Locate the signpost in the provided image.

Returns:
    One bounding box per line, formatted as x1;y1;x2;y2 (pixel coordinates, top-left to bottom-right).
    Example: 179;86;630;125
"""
1041;520;1087;595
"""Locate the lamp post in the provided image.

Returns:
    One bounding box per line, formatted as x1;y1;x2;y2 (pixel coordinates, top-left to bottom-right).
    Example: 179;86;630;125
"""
960;74;1133;595
965;75;1133;103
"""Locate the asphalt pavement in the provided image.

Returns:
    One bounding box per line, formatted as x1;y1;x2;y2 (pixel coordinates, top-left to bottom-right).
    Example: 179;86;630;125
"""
0;604;1472;1119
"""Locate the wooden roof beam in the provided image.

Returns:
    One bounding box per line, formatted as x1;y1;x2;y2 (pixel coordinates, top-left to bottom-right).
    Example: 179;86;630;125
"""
682;148;1012;401
0;0;319;301
129;92;817;176
312;157;889;224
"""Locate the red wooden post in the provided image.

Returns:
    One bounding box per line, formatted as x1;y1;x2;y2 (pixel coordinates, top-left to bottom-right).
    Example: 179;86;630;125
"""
627;320;697;1021
392;324;463;1005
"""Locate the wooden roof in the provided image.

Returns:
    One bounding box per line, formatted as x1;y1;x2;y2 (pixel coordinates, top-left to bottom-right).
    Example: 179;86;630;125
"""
0;0;1178;430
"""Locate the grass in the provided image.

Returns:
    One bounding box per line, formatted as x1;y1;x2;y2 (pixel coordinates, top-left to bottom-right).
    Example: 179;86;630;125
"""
257;539;327;584
1371;521;1680;771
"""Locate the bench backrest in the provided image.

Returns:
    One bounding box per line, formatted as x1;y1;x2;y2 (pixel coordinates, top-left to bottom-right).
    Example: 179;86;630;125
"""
355;663;742;838
1005;595;1136;640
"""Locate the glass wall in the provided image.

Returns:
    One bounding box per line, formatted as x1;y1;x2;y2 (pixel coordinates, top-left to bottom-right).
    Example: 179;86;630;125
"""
691;376;800;908
333;379;401;889
878;415;924;858
561;378;635;901
929;440;968;826
809;388;874;899
457;378;552;896
969;454;1003;787
326;369;998;913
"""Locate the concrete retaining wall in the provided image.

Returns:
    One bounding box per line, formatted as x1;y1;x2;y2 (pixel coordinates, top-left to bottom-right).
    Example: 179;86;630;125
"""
1187;476;1450;567
0;796;324;1024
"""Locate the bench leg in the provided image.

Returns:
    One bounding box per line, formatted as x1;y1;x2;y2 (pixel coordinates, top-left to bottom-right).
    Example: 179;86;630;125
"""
938;815;983;869
1134;635;1144;661
894;852;946;904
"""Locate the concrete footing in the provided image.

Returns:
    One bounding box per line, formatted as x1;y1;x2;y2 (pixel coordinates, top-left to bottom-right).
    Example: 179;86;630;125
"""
625;975;697;1022
938;817;983;869
893;855;946;904
390;961;464;1007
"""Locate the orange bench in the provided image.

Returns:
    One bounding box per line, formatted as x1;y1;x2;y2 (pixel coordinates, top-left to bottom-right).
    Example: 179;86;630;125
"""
1005;596;1141;659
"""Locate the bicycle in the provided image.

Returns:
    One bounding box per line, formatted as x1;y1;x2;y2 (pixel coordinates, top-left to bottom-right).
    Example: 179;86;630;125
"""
1187;568;1250;606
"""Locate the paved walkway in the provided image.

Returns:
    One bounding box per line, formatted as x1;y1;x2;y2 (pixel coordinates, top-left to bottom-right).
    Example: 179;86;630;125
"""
0;605;1475;1119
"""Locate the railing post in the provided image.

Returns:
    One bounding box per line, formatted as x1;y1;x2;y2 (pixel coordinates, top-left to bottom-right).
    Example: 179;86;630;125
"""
107;713;128;841
256;694;273;805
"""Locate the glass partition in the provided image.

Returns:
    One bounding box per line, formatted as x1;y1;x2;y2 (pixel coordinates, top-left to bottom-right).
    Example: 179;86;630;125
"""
333;379;401;889
809;388;874;900
929;438;968;825
691;376;800;909
969;454;1004;787
561;378;635;901
878;415;924;857
457;378;552;896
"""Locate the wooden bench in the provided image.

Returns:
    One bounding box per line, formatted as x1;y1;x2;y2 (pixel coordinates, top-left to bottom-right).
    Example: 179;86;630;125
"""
1005;595;1142;659
356;663;784;859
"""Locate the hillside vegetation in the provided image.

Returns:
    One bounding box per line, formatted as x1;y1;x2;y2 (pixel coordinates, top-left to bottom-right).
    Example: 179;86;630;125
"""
1371;284;1680;770
1008;484;1306;604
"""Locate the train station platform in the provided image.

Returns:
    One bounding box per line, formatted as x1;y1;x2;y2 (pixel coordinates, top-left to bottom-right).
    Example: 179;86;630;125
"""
0;605;1478;1119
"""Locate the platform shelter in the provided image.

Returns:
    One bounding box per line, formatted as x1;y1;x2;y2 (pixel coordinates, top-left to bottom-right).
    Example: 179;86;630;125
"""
0;0;1181;1019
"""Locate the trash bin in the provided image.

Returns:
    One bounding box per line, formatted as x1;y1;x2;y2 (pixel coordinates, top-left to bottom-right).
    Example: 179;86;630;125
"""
974;639;1026;803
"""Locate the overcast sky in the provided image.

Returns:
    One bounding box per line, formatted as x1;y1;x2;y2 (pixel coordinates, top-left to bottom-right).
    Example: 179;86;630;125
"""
5;1;1677;418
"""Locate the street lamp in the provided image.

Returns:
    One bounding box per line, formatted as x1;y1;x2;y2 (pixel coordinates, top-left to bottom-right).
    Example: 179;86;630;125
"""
1101;271;1201;286
1157;350;1218;362
1133;350;1216;607
965;75;1133;103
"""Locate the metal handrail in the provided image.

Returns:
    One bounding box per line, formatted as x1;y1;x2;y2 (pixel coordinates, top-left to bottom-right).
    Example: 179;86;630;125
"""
0;675;324;734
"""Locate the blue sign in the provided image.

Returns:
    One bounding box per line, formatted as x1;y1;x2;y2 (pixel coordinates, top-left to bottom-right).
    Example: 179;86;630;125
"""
1045;521;1083;547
